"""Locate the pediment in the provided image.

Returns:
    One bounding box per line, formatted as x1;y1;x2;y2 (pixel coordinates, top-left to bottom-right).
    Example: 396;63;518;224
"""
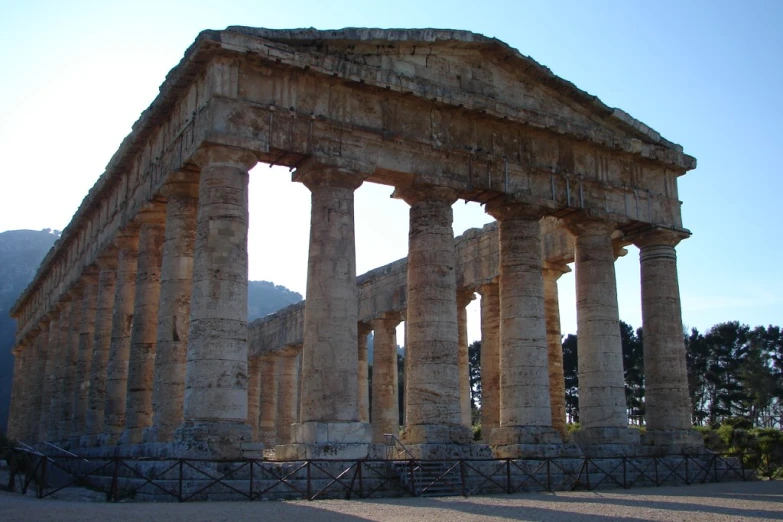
218;27;693;169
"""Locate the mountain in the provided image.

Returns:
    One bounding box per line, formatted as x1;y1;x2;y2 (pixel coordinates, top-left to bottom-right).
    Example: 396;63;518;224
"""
0;228;302;435
0;229;60;433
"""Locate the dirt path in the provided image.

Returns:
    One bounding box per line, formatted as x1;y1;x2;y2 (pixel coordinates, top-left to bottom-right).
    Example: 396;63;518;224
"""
1;480;781;521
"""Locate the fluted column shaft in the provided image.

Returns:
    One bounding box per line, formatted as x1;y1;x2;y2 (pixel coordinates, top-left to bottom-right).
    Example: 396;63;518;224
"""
149;181;198;442
370;316;401;443
478;283;500;440
123;212;165;444
7;346;27;440
179;146;256;451
28;325;50;440
457;291;473;428
635;230;694;439
399;186;471;444
296;167;364;430
358;324;371;423
247;357;262;441
276;353;299;445
72;270;99;438
258;356;278;447
84;252;117;441
104;230;140;442
61;288;84;440
543;263;569;439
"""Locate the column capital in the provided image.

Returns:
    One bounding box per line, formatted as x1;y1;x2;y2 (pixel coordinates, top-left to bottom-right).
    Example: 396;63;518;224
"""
560;214;617;237
277;344;301;358
358;322;373;336
630;227;690;249
159;171;199;199
113;226;141;250
485;197;551;222
96;247;119;270
457;288;475;308
133;198;167;225
293;164;365;191
477;279;499;296
391;184;459;206
79;264;101;286
542;261;571;281
191;145;257;171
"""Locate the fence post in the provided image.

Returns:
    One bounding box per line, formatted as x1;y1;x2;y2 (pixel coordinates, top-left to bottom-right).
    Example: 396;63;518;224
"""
249;460;254;501
409;460;418;497
306;461;312;500
622;457;628;489
546;459;552;492
178;460;183;502
585;458;591;490
38;457;47;499
460;460;467;497
110;458;120;502
654;457;659;486
684;455;690;485
506;459;512;494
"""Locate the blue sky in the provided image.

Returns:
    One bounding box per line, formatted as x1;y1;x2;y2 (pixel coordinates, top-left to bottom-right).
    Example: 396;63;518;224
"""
0;0;780;338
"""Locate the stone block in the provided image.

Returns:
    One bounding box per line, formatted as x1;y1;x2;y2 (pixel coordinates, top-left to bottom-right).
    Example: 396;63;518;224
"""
293;421;372;444
273;442;376;460
642;428;705;456
490;426;562;446
399;442;493;460
402;424;473;445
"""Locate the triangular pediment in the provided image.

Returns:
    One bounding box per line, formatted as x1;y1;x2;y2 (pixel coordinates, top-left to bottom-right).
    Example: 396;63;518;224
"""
221;26;690;165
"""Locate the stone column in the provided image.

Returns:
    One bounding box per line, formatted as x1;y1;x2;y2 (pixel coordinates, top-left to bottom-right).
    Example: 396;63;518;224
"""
176;146;256;454
478;282;500;440
84;250;118;445
28;323;50;441
148;178;198;443
396;185;472;447
40;314;61;441
62;287;84;443
357;323;371;423
457;290;474;428
72;269;99;440
485;202;561;456
247;357;262;441
370;315;401;443
258;356;278;447
565;217;638;450
633;229;701;450
122;208;165;444
7;345;28;440
543;262;569;439
276;351;299;445
103;228;140;444
50;299;73;442
290;165;371;455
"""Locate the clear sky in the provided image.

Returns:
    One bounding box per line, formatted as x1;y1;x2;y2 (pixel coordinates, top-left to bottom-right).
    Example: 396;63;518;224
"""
0;0;780;340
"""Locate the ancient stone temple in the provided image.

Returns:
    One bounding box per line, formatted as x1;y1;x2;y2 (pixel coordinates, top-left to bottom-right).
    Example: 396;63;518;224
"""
7;27;702;460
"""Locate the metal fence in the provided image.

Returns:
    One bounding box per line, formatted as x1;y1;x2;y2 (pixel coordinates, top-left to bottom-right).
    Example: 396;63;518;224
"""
4;449;754;503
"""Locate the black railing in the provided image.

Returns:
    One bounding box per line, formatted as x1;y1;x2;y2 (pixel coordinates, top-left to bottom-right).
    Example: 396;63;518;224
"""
3;449;754;503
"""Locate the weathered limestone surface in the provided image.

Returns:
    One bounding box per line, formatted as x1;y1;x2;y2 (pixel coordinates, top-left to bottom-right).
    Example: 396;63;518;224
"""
148;180;198;443
398;186;471;446
26;326;49;440
62;287;84;440
543;262;570;439
122;213;165;444
457;290;474;428
84;252;118;443
276;351;299;445
258;356;278;447
40;316;61;440
370;315;401;443
103;230;140;443
50;300;73;441
566;218;639;450
634;229;702;450
478;283;500;440
247;357;262;441
357;323;371;423
72;268;99;437
176;146;256;455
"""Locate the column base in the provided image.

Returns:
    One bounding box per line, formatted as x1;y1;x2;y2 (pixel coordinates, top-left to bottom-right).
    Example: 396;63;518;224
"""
402;424;474;445
119;427;146;446
490;426;582;459
399;443;493;460
274;442;386;460
173;421;252;459
292;421;372;444
97;430;122;447
571;426;641;457
79;434;102;448
642;428;705;456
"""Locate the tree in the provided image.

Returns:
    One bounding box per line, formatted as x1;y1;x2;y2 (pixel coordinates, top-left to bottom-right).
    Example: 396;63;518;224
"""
468;340;482;424
621;321;645;425
562;334;579;423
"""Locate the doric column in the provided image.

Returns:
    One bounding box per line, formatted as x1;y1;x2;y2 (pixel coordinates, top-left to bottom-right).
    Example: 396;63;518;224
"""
83;250;118;444
276;351;299;445
291;164;371;450
50;299;73;441
258;356;278;447
103;228;140;443
357;323;371;423
370;315;402;443
72;268;100;439
7;344;28;440
396;185;471;446
28;323;50;441
61;286;84;442
247;357;262;441
485;201;561;456
148;178;198;443
122;207;166;444
478;282;500;440
40;314;61;441
564;217;638;449
457;290;474;428
633;229;701;450
543;262;569;439
176;146;256;454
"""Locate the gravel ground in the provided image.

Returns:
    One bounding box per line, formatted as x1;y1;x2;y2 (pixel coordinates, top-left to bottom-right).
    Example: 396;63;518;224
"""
0;480;781;521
